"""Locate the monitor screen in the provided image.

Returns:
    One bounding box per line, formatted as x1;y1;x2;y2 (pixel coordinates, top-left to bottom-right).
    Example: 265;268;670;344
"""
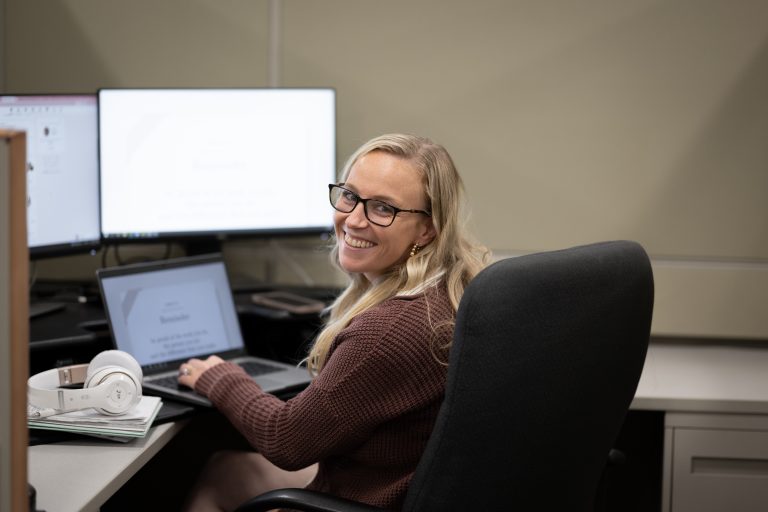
98;88;336;243
0;94;101;258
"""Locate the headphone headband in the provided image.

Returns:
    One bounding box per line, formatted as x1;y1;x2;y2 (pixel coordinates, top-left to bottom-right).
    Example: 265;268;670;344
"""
28;364;90;410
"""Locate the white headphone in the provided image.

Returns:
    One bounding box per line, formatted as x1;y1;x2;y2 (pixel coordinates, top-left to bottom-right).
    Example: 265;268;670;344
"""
28;350;143;416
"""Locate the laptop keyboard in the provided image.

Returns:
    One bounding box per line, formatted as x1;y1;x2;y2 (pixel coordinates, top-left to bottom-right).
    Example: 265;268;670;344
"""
151;375;191;390
149;360;283;390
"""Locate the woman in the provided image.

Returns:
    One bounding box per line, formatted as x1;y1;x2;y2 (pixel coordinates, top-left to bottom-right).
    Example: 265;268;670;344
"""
178;133;489;511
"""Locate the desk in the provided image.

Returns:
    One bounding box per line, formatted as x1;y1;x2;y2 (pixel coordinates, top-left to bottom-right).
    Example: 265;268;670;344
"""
28;421;187;512
633;341;768;512
634;342;768;414
27;341;768;512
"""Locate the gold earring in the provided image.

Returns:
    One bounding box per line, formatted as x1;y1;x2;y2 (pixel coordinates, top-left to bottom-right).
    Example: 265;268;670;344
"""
410;243;422;257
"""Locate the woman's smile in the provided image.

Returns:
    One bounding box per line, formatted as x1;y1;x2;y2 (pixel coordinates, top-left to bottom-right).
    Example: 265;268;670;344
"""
344;232;376;249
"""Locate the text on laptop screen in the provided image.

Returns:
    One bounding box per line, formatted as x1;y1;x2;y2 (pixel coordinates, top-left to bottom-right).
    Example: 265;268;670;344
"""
100;261;245;367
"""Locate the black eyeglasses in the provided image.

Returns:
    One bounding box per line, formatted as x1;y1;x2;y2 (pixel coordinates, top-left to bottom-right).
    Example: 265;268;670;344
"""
328;184;431;227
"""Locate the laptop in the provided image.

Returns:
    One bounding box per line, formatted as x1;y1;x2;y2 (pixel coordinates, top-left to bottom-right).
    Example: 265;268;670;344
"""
96;253;314;407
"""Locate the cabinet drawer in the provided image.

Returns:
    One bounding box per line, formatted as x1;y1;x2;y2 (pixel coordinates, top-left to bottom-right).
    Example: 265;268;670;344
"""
671;428;768;512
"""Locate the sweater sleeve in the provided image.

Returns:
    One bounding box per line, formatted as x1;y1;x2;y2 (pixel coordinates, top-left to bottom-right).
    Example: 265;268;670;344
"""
194;293;450;471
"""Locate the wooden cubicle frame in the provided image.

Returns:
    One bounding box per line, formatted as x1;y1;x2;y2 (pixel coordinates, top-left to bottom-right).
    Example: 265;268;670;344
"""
0;129;29;512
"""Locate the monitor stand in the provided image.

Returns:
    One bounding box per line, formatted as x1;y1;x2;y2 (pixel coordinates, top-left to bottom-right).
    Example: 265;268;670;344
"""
183;239;224;257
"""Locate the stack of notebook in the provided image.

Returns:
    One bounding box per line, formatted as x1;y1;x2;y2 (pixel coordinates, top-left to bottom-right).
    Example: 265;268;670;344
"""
28;395;162;440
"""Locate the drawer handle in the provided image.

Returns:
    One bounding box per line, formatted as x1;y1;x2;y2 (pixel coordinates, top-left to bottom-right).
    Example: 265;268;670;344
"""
692;457;768;476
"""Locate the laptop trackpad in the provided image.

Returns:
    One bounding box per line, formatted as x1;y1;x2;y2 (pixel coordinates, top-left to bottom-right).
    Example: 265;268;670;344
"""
254;377;284;390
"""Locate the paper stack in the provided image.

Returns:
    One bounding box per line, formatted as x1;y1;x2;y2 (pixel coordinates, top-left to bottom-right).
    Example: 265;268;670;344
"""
28;395;162;439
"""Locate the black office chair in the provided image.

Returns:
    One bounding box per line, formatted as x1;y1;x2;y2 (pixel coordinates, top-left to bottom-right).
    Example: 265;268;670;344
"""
235;240;654;512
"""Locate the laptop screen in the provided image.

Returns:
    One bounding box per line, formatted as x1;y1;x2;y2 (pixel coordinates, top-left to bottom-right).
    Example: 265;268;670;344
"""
98;256;246;369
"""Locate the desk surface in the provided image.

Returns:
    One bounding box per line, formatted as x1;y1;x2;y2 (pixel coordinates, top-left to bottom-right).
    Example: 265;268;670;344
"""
29;421;187;512
633;341;768;414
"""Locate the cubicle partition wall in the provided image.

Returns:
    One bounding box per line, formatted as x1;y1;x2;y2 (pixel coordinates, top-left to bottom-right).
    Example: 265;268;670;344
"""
0;129;30;512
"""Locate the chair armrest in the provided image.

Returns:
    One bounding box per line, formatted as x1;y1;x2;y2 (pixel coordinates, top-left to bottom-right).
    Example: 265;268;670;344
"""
233;488;388;512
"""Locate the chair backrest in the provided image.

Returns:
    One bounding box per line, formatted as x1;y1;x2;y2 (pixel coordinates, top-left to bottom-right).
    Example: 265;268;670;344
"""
403;240;654;511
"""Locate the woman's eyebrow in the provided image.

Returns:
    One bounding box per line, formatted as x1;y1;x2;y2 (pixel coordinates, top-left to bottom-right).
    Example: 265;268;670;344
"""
343;183;400;205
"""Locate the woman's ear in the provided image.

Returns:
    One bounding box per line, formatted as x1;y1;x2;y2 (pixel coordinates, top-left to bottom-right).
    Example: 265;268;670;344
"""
416;219;437;247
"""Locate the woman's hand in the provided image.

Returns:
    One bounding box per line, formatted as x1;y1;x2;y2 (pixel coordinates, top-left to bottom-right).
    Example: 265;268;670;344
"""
178;355;225;390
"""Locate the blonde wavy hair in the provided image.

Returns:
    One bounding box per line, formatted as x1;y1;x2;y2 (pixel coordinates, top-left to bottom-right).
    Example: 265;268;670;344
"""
306;134;490;375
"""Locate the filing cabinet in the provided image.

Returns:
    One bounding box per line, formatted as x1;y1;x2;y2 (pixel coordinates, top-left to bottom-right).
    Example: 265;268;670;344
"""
663;413;768;512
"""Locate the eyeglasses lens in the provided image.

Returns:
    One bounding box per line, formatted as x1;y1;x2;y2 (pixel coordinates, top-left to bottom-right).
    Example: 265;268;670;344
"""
329;186;396;227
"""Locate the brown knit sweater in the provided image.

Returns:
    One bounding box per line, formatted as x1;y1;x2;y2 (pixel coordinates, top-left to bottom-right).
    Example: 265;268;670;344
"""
194;284;452;510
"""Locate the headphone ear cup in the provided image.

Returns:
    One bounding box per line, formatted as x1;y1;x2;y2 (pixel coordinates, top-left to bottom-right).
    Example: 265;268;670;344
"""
85;350;143;415
86;350;143;384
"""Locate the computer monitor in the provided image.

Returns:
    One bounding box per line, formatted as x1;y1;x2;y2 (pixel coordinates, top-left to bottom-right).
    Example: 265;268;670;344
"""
0;94;101;258
98;88;336;250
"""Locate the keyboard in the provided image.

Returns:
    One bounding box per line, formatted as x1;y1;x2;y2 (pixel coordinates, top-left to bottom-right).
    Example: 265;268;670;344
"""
150;375;191;390
148;360;282;390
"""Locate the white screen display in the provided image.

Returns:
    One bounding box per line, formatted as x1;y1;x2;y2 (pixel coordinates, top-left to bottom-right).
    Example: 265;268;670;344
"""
98;88;336;240
0;95;101;255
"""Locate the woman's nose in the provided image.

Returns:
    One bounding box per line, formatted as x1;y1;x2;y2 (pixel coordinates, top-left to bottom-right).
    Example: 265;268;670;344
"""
345;202;369;227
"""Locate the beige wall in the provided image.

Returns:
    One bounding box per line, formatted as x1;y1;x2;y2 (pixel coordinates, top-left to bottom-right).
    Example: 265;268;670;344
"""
3;0;768;339
5;0;271;90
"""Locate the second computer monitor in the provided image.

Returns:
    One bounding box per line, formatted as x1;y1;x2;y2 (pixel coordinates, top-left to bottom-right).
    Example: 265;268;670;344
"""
98;88;336;243
0;94;101;258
